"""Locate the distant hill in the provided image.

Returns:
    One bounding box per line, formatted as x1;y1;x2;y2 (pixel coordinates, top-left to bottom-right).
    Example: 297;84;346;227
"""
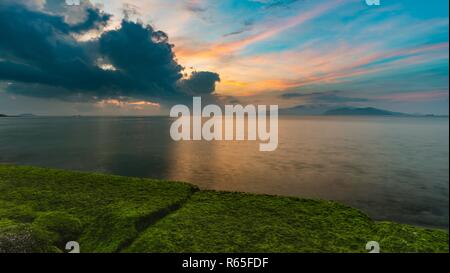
279;105;409;116
279;104;331;116
324;107;407;116
18;113;36;117
0;113;37;117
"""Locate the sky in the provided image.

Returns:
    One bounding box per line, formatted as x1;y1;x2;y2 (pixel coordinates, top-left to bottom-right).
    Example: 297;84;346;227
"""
0;0;448;115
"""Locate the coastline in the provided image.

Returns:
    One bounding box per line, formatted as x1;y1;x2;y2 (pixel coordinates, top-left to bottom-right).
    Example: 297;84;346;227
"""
0;165;448;253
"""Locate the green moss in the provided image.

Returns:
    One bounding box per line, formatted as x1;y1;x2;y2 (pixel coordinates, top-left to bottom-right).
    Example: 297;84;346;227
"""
32;211;83;248
0;223;59;253
373;222;449;253
125;192;448;253
0;164;448;253
0;165;195;252
0;219;17;229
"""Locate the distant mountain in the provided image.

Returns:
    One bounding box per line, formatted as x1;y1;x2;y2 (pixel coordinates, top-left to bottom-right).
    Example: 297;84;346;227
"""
324;107;407;116
279;104;331;116
279;105;413;116
0;113;37;117
18;113;36;117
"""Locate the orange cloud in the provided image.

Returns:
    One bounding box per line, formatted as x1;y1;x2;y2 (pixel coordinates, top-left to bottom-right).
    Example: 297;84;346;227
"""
214;41;448;95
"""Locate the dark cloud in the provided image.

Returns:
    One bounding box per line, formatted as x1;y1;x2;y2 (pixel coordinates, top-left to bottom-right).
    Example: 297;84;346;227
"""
98;20;183;96
0;3;103;92
179;71;221;95
0;0;40;9
280;90;368;103
70;7;111;33
0;1;220;103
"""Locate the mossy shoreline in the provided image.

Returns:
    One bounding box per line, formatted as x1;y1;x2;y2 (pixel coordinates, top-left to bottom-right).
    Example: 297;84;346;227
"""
0;165;448;253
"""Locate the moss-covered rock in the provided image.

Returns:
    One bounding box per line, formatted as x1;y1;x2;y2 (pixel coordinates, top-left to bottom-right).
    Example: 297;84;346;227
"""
0;223;59;253
32;211;83;248
0;165;195;252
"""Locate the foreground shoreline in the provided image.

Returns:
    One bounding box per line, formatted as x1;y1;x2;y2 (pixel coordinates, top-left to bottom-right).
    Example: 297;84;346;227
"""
0;165;448;253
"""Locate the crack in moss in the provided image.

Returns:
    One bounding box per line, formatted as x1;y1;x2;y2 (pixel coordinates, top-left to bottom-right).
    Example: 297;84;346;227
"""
115;187;199;253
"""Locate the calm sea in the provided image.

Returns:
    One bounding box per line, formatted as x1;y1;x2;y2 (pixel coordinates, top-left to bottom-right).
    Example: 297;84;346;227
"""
0;116;448;228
